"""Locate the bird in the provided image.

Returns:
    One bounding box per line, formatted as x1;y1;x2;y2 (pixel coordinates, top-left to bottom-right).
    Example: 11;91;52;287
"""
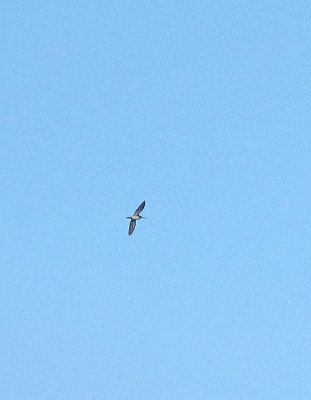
127;201;145;235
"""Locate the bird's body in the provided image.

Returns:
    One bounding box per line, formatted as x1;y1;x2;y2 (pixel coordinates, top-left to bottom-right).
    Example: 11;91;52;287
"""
130;215;141;221
127;201;145;235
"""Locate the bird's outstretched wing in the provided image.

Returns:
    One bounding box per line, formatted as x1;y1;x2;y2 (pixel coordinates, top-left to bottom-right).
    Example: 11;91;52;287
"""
128;219;136;235
134;201;145;216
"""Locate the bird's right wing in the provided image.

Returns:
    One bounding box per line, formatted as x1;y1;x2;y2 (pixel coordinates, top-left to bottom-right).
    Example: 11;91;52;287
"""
128;219;136;235
134;201;145;216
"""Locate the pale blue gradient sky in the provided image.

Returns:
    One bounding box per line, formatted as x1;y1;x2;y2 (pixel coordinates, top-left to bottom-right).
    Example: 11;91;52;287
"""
1;1;311;399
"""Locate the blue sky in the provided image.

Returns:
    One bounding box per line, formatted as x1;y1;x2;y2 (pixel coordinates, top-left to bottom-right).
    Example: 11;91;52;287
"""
1;1;311;399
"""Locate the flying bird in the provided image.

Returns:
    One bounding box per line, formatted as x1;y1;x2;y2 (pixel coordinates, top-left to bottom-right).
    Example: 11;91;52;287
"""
127;201;145;235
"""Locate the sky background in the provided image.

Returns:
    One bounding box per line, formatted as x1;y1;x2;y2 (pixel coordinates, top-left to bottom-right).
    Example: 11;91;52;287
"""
1;1;311;399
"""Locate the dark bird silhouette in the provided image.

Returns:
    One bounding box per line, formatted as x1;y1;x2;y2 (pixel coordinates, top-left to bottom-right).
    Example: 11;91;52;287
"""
127;201;145;235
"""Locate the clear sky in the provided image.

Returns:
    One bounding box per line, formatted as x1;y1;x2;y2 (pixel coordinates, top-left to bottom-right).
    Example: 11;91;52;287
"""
1;1;311;399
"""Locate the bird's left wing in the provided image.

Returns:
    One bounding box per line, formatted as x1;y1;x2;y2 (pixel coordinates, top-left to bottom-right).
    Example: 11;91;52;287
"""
128;219;136;235
134;201;145;216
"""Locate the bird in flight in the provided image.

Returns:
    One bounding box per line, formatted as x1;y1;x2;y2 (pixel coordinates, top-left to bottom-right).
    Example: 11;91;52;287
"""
127;201;145;235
